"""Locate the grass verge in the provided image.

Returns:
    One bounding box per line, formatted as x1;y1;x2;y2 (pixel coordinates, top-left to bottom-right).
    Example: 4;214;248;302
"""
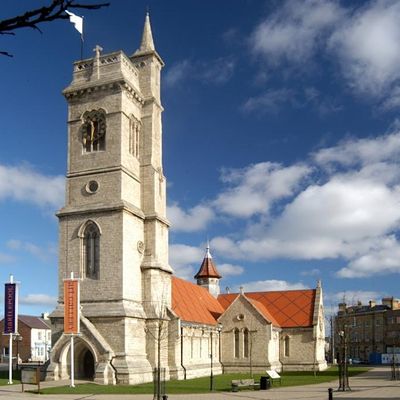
39;366;369;394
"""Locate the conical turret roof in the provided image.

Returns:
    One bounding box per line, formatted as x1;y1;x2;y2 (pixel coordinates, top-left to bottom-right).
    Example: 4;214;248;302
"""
194;245;222;279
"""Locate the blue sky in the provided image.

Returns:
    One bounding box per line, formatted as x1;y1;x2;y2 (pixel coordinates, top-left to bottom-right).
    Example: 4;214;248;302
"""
2;0;400;316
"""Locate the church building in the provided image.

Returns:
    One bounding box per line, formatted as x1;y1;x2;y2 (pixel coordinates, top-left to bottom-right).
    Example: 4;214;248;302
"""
47;14;327;385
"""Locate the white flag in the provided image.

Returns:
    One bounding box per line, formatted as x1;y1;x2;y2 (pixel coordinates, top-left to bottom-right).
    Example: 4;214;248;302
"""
65;10;83;35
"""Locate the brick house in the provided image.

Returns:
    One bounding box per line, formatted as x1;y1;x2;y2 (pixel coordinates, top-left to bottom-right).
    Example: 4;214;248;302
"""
335;297;400;362
0;315;51;363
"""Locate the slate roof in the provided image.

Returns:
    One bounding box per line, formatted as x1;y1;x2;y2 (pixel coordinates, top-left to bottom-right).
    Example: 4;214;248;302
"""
19;315;51;330
171;276;224;325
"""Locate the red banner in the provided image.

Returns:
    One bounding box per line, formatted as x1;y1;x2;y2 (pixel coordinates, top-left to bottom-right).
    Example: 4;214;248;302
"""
64;279;79;334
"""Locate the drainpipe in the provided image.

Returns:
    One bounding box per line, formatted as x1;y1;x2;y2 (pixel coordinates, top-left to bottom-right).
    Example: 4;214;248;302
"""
218;325;225;374
180;327;187;380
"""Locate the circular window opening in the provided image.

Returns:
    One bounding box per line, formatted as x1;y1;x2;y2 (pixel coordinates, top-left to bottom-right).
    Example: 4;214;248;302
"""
86;180;99;194
237;314;245;321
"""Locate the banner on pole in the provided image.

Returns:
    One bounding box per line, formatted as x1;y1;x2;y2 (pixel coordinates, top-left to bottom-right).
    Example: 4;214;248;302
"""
4;283;18;335
64;279;80;334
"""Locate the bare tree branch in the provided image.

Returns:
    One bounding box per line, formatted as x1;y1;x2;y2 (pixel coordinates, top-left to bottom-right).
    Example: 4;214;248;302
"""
0;0;109;56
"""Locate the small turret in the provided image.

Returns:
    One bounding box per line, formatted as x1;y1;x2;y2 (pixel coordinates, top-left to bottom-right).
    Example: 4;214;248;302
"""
194;244;221;297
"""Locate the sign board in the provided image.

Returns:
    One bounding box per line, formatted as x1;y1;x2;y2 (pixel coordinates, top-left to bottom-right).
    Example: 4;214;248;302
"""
4;283;18;334
21;367;40;393
21;368;40;384
64;279;80;334
382;353;400;364
266;370;281;379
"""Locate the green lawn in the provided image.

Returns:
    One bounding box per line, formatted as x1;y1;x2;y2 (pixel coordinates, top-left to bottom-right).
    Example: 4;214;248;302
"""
0;370;21;385
39;366;369;394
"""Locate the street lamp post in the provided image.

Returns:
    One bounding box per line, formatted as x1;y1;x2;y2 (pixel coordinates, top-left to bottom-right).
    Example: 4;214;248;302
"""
338;329;351;391
13;334;23;372
209;331;214;391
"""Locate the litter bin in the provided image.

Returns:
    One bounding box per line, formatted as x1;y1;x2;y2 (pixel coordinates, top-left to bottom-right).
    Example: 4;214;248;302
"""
260;376;271;390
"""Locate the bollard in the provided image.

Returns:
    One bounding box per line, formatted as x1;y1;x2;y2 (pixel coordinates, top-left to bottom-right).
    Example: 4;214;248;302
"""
328;387;333;400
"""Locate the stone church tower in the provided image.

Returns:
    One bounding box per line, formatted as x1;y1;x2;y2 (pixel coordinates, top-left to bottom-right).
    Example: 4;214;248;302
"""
48;14;172;384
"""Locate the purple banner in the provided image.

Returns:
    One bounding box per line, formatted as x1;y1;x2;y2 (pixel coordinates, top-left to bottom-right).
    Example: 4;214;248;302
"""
4;283;17;334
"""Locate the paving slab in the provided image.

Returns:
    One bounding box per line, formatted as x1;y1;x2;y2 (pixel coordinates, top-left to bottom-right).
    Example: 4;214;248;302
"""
0;366;399;399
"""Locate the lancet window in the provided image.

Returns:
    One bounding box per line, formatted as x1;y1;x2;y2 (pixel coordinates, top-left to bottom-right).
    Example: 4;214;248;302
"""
243;328;249;358
129;115;141;158
83;222;100;279
284;335;290;357
234;328;240;358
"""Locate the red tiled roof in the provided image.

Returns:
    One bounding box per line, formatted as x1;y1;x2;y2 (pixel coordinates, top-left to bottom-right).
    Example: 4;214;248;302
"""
246;297;280;326
172;276;224;325
194;255;221;279
218;289;316;328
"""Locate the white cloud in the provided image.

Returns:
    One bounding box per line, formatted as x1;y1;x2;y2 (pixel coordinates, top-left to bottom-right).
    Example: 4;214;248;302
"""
250;1;400;108
337;235;400;278
218;263;244;277
0;164;64;210
242;88;296;113
214;162;311;218
0;253;15;264
20;294;57;306
7;239;57;262
314;132;400;167
301;268;321;277
169;244;203;280
329;1;400;100
207;131;400;279
167;203;214;232
165;60;191;87
238;279;307;293
270;178;400;244
164;57;235;87
326;290;383;308
251;0;343;65
202;57;235;84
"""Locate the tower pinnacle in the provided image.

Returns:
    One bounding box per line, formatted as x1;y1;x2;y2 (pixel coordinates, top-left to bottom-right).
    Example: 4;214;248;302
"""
139;12;155;52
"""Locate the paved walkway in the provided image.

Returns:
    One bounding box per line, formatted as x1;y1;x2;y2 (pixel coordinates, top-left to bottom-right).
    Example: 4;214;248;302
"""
0;366;399;399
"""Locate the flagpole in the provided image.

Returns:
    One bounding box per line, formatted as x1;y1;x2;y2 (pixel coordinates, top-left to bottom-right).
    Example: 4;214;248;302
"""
8;334;12;385
80;16;84;60
7;275;14;385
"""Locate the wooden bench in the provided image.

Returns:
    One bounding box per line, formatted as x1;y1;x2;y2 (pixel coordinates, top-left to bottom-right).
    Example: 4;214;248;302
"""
266;370;282;385
231;378;260;392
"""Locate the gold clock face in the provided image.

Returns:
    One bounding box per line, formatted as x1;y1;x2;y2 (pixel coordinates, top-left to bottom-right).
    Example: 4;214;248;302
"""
82;117;106;145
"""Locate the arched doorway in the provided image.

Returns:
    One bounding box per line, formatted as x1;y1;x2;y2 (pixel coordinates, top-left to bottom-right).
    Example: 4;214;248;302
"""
83;349;95;379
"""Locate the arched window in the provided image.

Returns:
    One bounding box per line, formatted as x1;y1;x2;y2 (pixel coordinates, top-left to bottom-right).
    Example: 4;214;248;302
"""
234;328;239;358
284;336;290;357
83;222;100;279
81;109;106;153
243;328;249;358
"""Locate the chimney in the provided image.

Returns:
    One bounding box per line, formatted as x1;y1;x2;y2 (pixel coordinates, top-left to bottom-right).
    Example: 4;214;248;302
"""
369;300;376;308
338;303;347;312
393;299;400;309
382;297;393;308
